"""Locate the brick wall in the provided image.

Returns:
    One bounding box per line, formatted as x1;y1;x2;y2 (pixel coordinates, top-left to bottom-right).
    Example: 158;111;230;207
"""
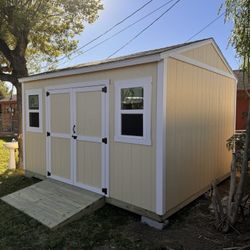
0;101;18;133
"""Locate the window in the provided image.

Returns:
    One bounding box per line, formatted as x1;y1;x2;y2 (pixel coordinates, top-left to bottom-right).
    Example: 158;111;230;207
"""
115;77;152;145
26;89;42;132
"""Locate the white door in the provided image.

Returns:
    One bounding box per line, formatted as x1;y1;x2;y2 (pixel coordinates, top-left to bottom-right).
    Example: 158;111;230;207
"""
46;85;108;194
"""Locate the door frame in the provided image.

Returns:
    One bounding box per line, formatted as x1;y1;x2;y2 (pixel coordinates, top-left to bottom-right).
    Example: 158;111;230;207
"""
45;80;109;196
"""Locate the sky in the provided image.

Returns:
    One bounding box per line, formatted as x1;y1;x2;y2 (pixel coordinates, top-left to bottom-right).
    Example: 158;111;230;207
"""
9;0;240;93
57;0;239;70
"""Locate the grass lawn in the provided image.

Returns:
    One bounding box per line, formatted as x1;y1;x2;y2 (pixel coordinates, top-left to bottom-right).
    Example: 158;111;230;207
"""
0;137;250;249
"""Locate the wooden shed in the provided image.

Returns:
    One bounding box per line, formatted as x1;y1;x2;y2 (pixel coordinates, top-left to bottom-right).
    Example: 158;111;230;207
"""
20;38;236;223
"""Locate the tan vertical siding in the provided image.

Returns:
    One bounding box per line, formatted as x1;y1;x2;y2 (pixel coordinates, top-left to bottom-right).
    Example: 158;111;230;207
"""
51;137;71;179
181;43;230;73
165;58;235;212
50;93;71;134
25;132;46;176
76;141;102;188
76;91;102;137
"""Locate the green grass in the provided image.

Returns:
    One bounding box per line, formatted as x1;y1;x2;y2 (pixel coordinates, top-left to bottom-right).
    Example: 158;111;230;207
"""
0;137;14;174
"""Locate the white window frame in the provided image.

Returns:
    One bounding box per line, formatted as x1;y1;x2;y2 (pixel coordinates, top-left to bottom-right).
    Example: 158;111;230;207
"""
26;89;43;133
115;77;152;145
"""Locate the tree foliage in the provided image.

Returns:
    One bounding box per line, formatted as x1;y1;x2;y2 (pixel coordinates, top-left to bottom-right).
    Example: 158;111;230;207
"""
0;81;9;98
0;0;103;76
0;0;103;167
224;0;250;78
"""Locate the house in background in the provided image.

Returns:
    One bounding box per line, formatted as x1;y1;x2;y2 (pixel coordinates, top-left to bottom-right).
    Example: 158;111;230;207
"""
234;70;250;130
0;95;18;135
20;38;236;223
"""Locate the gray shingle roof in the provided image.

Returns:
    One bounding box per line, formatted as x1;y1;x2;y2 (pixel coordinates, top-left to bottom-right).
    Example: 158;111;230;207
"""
31;38;212;78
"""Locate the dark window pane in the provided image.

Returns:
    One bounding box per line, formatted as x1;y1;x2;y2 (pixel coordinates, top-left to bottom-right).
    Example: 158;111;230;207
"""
121;114;143;136
121;87;143;110
29;112;39;127
29;95;39;110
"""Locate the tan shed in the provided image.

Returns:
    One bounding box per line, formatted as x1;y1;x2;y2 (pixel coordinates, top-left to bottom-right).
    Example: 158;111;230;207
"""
20;38;236;223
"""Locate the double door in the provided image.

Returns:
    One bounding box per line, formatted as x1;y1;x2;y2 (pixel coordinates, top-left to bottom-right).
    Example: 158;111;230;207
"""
46;85;108;194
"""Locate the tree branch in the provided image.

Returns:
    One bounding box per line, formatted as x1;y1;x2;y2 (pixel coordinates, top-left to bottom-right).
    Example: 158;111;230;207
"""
0;72;16;83
0;39;12;62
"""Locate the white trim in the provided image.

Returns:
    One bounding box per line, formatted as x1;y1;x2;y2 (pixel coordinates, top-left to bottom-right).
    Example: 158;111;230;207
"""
170;54;236;80
114;77;152;145
25;89;43;133
45;89;51;175
50;175;73;185
233;79;238;134
104;82;110;196
74;182;103;195
22;83;26;170
20;55;162;83
50;132;71;139
45;80;109;92
156;60;167;215
77;135;102;143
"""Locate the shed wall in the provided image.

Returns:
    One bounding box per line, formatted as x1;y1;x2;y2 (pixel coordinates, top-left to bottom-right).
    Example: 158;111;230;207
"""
165;57;236;212
23;63;157;212
181;43;230;73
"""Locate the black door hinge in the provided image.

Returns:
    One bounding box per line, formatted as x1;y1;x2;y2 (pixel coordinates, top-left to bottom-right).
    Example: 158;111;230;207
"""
72;135;77;139
47;132;50;137
47;171;51;177
102;137;107;144
102;188;107;195
46;91;50;97
102;86;107;93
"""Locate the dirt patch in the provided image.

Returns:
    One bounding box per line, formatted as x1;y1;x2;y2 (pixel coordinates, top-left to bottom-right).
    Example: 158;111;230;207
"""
0;171;250;249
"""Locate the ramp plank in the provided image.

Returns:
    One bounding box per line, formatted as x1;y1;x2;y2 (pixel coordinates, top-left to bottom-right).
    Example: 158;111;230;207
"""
1;179;104;229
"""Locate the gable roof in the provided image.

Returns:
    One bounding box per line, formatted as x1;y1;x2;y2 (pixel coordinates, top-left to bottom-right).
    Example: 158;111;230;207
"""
20;38;233;83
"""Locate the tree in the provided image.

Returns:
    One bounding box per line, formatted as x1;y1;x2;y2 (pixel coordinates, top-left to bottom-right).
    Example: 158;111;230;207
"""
0;0;103;166
0;81;9;98
212;0;250;232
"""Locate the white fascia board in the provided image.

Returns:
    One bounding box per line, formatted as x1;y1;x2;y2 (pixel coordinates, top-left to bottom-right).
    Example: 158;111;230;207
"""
19;54;162;83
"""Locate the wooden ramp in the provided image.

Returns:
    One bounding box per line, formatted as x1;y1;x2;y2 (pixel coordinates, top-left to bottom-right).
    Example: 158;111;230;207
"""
1;179;104;229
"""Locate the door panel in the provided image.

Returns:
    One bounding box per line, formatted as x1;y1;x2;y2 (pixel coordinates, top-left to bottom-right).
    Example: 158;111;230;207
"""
76;141;102;188
50;93;71;134
74;87;104;191
48;90;73;182
76;91;102;137
51;137;71;179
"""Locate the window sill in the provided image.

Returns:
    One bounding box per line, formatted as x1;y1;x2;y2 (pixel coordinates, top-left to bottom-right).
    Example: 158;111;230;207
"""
114;135;151;146
26;127;43;133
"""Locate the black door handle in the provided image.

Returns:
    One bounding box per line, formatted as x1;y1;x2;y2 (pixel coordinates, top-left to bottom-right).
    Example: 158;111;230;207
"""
73;125;76;134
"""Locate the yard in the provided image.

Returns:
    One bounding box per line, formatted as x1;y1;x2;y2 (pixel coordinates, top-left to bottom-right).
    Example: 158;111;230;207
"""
0;137;250;249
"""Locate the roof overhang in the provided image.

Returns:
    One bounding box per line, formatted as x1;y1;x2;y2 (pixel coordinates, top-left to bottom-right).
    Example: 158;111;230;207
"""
19;38;236;83
19;54;163;83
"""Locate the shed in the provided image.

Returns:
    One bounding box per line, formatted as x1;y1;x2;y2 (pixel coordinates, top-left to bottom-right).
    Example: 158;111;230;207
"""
20;38;236;222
